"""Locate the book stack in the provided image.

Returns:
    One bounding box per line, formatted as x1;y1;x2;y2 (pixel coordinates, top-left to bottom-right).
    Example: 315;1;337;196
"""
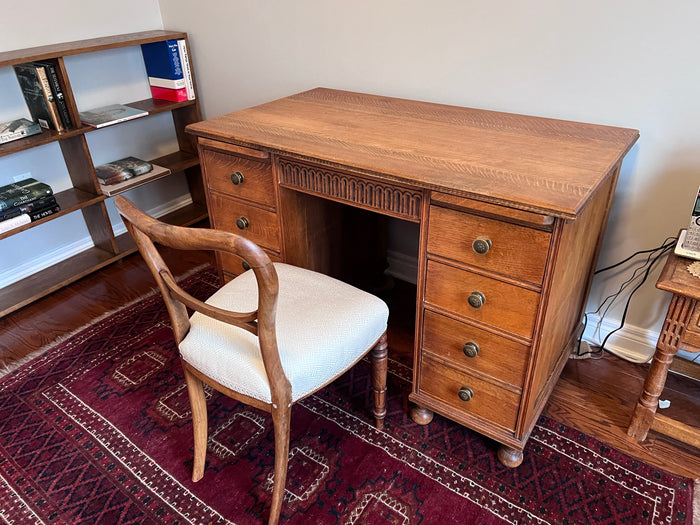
96;156;153;185
13;61;73;132
0;118;41;145
95;156;170;196
0;178;61;234
141;39;195;102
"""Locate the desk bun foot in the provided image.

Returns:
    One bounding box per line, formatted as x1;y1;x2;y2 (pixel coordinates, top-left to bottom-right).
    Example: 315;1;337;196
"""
410;405;434;425
497;445;524;468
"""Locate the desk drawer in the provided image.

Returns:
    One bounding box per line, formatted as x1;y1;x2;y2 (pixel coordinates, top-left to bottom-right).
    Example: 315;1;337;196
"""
220;250;283;278
203;149;275;206
209;193;281;252
419;355;520;431
427;205;550;285
422;309;529;388
424;260;540;340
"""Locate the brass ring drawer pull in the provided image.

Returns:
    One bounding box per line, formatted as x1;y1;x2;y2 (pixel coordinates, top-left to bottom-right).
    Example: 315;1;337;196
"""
236;217;250;230
467;291;486;309
458;386;474;402
462;341;479;358
230;171;245;185
472;236;492;254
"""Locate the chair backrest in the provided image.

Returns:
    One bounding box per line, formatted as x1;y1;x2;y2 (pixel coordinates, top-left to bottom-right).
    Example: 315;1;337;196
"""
114;195;290;404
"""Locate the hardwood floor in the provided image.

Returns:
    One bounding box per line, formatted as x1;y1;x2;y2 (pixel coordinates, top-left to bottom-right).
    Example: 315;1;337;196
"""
1;248;698;479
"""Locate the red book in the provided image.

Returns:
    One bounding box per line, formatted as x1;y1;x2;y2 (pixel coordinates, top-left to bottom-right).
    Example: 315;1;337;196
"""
149;85;188;102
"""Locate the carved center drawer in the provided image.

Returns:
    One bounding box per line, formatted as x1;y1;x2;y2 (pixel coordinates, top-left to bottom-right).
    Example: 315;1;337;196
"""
419;355;520;431
427;205;551;285
209;193;281;252
422;309;529;388
202;149;275;206
424;260;540;340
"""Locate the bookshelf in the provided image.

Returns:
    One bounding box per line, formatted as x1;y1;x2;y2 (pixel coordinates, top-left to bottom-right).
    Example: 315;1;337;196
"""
0;30;207;317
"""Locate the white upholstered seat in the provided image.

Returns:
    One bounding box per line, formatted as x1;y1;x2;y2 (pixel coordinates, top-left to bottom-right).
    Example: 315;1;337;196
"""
179;263;389;405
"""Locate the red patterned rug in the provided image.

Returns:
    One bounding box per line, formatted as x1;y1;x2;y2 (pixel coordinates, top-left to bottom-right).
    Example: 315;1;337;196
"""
0;268;695;524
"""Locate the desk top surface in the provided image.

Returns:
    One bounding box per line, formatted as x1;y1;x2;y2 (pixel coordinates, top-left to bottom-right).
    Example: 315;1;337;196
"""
187;88;639;219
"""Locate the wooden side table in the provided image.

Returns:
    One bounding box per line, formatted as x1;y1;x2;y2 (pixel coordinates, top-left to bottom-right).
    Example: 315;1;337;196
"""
627;251;700;447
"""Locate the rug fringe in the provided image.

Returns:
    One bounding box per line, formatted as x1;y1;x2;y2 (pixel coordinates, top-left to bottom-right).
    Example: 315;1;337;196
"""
694;479;699;525
0;263;211;380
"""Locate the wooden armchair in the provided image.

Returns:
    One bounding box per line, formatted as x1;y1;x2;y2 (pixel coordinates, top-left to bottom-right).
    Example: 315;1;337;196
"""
114;196;389;524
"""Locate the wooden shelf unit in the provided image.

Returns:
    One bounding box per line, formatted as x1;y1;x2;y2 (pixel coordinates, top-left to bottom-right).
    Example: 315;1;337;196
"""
0;30;207;318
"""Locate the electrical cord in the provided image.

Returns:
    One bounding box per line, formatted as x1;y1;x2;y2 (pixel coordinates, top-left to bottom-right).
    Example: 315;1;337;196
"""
574;236;677;361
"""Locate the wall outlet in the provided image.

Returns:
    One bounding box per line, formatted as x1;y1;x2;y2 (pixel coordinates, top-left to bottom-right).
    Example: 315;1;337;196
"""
13;172;31;182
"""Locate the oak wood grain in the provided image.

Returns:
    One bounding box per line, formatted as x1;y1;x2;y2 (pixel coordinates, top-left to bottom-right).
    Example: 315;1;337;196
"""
186;88;639;219
426;204;552;286
424;260;541;340
201;147;275;206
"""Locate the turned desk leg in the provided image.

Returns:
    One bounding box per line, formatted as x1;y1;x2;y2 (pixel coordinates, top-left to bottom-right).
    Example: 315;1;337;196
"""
410;406;434;425
627;294;696;441
497;445;524;468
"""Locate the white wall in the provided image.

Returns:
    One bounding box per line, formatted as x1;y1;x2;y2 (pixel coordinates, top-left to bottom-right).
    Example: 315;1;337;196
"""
158;0;700;361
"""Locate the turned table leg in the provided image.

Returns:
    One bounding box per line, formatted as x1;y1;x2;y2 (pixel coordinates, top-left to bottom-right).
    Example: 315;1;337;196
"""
627;294;695;441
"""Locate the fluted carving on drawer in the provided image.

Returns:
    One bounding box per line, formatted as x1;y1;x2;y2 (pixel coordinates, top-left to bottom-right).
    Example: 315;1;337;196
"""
278;159;421;221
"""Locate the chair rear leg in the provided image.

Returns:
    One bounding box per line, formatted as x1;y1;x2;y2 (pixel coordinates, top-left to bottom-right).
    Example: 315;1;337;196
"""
370;332;388;429
268;406;292;525
183;364;208;482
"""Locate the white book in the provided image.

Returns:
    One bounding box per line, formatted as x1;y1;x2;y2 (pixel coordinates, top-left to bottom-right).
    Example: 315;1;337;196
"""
148;76;186;89
177;39;195;100
0;213;31;234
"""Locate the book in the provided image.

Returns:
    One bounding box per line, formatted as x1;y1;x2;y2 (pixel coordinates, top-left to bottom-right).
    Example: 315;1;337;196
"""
176;39;195;100
34;65;64;131
0;195;58;221
31;60;73;130
99;163;170;196
0;178;54;212
0;213;30;234
141;39;183;85
95;156;153;185
149;85;189;102
0;118;42;144
148;76;186;90
13;63;60;130
28;203;61;221
0;203;61;234
79;104;148;128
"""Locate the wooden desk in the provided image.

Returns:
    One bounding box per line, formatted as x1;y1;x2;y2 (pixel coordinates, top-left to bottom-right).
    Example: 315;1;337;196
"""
186;88;638;466
628;252;700;447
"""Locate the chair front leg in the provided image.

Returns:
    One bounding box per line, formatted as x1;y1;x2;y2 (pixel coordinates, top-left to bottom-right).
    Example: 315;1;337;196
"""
183;363;208;482
370;332;388;429
268;405;292;525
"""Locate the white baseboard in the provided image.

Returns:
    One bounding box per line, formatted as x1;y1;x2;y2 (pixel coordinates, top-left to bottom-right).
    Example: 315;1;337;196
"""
581;313;657;363
0;195;192;289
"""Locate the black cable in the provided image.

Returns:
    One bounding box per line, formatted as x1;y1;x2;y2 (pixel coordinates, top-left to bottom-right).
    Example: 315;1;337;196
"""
596;238;676;321
593;236;676;275
575;236;677;358
597;243;674;353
